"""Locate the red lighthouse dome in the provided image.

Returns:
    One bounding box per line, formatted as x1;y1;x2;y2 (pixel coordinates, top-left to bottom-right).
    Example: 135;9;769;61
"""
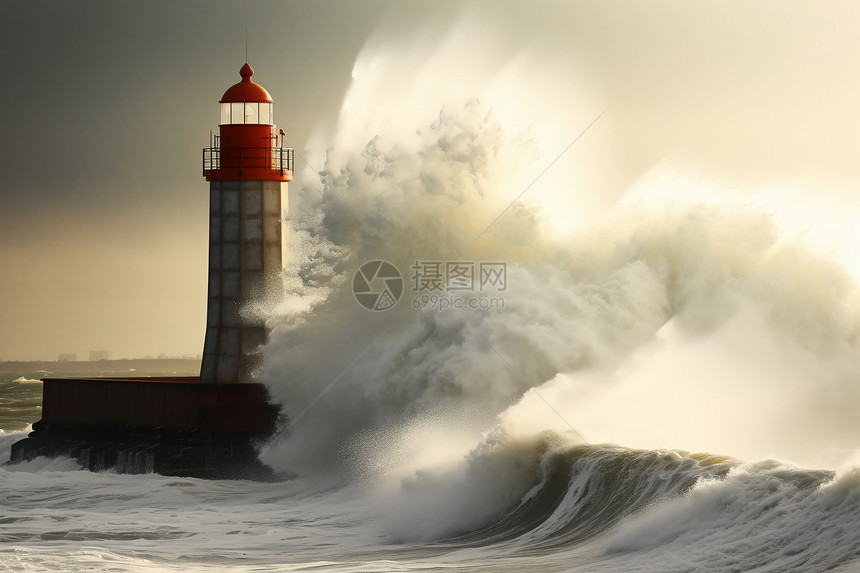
220;63;273;103
203;63;292;182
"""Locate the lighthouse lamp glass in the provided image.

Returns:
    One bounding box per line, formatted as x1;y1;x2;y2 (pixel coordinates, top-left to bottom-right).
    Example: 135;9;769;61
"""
218;102;274;125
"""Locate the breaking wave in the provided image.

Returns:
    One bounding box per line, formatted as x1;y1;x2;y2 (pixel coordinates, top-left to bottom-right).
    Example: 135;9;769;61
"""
249;13;860;570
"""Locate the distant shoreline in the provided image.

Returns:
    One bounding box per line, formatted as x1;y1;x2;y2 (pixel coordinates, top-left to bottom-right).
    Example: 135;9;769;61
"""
0;358;201;375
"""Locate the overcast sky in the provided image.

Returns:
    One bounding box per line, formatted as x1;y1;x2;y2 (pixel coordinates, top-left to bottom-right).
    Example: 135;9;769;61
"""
2;0;859;360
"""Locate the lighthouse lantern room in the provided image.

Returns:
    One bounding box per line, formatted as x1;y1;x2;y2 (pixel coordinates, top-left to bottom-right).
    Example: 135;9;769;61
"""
201;63;293;384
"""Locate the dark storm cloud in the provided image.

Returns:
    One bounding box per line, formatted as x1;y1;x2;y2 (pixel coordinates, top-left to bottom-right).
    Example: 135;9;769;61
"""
0;0;393;359
0;0;384;222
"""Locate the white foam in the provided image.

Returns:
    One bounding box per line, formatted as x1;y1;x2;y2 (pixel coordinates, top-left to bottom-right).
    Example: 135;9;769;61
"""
605;462;860;571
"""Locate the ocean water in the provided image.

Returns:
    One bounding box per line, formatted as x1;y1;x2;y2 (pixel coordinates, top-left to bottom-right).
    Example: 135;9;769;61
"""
5;22;860;572
3;389;860;572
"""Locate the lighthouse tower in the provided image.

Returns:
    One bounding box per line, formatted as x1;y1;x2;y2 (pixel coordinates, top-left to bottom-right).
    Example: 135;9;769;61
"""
201;63;293;383
9;63;286;479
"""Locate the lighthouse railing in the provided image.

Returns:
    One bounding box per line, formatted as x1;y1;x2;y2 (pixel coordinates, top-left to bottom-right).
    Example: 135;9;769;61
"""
203;147;294;175
203;147;221;173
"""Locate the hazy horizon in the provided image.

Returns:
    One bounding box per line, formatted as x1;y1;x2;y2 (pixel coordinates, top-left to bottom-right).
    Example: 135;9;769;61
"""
0;354;201;364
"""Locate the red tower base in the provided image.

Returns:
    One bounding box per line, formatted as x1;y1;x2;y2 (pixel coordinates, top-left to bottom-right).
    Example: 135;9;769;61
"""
9;377;285;480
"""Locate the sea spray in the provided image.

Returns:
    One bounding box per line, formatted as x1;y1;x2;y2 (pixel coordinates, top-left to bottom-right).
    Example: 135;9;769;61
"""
259;101;860;477
256;14;860;542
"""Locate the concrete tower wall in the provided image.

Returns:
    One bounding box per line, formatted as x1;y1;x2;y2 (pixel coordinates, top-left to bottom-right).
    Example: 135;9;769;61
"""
201;179;286;383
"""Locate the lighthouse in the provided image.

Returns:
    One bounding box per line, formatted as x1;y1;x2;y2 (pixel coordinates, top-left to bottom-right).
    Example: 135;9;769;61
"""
201;63;293;384
8;64;287;479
